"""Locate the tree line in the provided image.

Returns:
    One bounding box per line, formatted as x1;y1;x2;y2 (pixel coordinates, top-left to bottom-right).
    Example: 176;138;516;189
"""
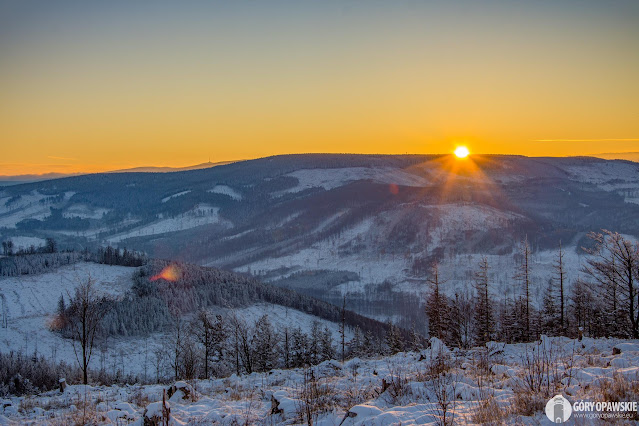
48;259;415;384
52;275;404;384
0;242;146;277
424;230;639;348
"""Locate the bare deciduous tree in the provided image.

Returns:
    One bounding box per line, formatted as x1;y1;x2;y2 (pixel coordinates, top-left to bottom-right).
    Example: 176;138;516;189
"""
192;310;226;379
228;312;253;374
583;230;639;338
66;275;112;384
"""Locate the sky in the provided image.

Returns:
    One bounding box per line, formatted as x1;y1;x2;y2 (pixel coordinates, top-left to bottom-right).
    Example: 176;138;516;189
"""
1;0;639;175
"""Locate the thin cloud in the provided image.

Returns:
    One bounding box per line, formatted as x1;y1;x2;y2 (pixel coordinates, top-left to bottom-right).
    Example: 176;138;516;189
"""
47;155;78;161
533;138;639;142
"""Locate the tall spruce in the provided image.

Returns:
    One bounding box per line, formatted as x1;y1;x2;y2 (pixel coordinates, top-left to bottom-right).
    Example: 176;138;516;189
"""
542;279;559;334
554;241;566;332
425;263;447;340
473;257;494;346
339;295;346;363
385;320;404;355
515;237;532;341
349;326;363;357
251;315;278;372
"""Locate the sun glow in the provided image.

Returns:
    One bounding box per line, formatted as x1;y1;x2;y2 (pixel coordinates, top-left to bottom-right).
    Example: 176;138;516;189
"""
454;146;470;158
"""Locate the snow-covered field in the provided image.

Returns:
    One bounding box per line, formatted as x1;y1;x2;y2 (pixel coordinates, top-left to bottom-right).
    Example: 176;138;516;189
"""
0;263;350;382
107;205;231;243
0;263;137;370
237;211;586;314
422;203;524;247
5;236;46;251
62;205;111;220
2;336;638;425
229;304;354;341
565;161;639;205
208;185;242;201
0;192;52;229
281;168;429;195
162;191;192;203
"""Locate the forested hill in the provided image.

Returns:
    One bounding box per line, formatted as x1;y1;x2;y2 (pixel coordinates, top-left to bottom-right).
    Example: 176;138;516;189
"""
3;154;639;336
2;154;638;267
0;248;401;340
128;259;400;340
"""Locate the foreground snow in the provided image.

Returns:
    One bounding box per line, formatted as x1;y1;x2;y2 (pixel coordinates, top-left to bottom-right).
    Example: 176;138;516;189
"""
2;336;638;425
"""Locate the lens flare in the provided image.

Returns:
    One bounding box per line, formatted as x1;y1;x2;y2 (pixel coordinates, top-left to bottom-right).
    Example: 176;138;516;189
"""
454;146;470;158
150;264;181;282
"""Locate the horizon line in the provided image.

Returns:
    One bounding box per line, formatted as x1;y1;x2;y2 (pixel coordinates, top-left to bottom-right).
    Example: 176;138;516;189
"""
2;152;639;181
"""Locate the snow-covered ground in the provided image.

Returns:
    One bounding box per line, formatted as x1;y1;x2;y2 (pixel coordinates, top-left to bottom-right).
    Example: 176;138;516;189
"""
0;263;138;370
2;336;638;425
208;185;242;201
422;203;524;247
162;191;192;203
62;204;111;220
236;211;586;315
0;263;349;382
280;168;429;195
565;160;639;205
5;236;46;251
228;304;354;341
0;192;52;229
107;205;231;243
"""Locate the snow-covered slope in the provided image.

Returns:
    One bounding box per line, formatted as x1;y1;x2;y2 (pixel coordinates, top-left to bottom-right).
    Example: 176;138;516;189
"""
0;262;351;380
281;167;429;194
2;154;639;333
0;263;141;374
107;205;231;243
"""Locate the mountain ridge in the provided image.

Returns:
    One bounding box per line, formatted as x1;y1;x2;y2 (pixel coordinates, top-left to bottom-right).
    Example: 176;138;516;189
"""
2;153;639;330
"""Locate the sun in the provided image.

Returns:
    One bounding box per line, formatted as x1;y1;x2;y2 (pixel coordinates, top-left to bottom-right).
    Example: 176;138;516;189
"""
454;146;470;158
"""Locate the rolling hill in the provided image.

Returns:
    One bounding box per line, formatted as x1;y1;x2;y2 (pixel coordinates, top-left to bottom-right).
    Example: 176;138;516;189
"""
2;154;639;330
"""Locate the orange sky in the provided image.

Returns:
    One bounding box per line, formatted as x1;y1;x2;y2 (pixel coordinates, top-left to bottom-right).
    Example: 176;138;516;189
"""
1;1;638;176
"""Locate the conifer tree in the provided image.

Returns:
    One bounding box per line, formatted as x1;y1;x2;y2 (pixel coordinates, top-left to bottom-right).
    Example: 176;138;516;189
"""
473;257;494;346
291;327;309;367
514;237;532;341
57;294;66;317
349;326;363;357
425;263;447;340
362;331;375;358
542;280;559;334
554;241;566;333
407;323;423;352
339;295;346;363
385;320;404;355
251;315;278;372
309;321;321;365
319;327;334;361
